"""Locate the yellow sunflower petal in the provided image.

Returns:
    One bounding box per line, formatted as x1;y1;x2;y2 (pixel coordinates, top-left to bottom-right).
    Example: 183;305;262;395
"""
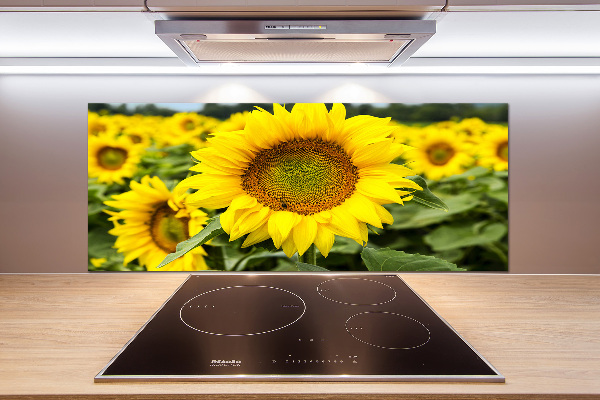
356;178;402;204
242;222;271;248
281;234;298;258
123;244;154;265
314;225;335;257
186;189;245;209
373;203;394;225
352;140;404;169
313;210;332;224
228;193;258;213
292;103;329;140
293;216;318;256
359;223;369;244
235;206;271;237
326;207;362;243
230;205;270;241
220;207;236;235
343;194;383;229
129;180;167;201
268;211;301;248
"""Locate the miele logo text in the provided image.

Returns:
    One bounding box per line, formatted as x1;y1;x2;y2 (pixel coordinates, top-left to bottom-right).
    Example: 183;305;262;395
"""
210;359;242;367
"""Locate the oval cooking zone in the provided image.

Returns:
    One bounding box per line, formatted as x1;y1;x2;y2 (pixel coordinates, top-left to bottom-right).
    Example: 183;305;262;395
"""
317;277;397;305
180;285;306;336
345;311;431;350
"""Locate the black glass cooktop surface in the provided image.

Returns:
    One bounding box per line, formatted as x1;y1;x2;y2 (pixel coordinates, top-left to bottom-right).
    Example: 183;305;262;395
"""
95;273;504;382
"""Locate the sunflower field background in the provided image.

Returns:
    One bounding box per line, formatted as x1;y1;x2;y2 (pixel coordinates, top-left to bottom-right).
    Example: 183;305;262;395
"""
88;103;508;273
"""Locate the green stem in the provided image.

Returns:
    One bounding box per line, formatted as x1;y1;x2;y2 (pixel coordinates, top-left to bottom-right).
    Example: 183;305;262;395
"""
221;246;229;271
299;244;317;266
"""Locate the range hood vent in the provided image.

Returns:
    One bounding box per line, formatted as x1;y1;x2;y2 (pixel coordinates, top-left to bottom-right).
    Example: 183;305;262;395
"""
155;20;435;67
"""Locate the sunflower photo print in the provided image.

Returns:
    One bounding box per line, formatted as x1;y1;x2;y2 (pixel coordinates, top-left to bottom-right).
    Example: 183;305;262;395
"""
88;103;508;272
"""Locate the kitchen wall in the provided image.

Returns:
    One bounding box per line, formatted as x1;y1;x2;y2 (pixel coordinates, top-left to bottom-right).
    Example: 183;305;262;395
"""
1;73;599;274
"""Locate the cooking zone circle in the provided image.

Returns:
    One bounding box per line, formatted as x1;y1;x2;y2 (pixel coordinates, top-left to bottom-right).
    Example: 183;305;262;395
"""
180;286;306;336
346;311;431;349
317;277;397;305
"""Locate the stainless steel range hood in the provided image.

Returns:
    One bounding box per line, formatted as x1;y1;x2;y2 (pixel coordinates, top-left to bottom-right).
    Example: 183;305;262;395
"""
155;20;435;67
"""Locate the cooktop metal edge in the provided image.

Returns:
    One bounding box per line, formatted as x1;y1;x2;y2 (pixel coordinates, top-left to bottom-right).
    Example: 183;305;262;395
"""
96;374;505;383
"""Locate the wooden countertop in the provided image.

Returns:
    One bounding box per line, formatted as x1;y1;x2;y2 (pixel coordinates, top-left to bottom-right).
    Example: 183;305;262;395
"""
0;273;598;400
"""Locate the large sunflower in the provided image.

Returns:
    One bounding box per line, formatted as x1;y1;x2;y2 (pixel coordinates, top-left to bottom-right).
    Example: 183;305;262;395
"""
105;176;210;271
405;127;473;181
88;133;142;185
175;103;420;258
477;126;509;171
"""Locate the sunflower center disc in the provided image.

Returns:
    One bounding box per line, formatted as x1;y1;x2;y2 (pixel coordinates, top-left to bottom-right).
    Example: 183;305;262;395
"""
150;204;190;253
129;134;142;144
241;139;358;215
183;120;196;131
97;146;128;170
426;142;455;166
90;122;106;136
497;141;508;161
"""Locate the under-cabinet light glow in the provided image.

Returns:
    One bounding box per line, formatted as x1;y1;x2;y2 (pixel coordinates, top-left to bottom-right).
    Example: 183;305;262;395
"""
1;59;599;75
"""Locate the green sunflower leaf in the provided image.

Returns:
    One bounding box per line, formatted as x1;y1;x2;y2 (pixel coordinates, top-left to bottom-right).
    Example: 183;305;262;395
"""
478;176;506;192
88;183;109;201
87;203;106;216
234;250;291;271
361;247;465;272
87;228;117;259
486;188;509;204
157;216;225;269
439;166;490;183
424;222;507;252
296;262;330;272
387;192;480;230
403;176;449;212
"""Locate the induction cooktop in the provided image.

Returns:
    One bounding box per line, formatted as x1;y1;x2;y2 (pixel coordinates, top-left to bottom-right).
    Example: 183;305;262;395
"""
95;273;504;382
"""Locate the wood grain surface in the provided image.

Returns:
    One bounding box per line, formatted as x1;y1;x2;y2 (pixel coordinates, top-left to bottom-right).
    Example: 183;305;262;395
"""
0;273;598;400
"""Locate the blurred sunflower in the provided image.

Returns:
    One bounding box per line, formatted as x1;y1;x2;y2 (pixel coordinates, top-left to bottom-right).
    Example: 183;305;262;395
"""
88;112;118;137
163;112;220;148
175;103;420;258
433;120;459;130
388;121;423;146
215;111;250;134
90;257;107;268
477;126;508;171
88;134;142;185
172;112;204;137
105;176;210;271
406;127;473;181
191;116;220;147
121;124;153;148
109;114;133;132
456;117;488;138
